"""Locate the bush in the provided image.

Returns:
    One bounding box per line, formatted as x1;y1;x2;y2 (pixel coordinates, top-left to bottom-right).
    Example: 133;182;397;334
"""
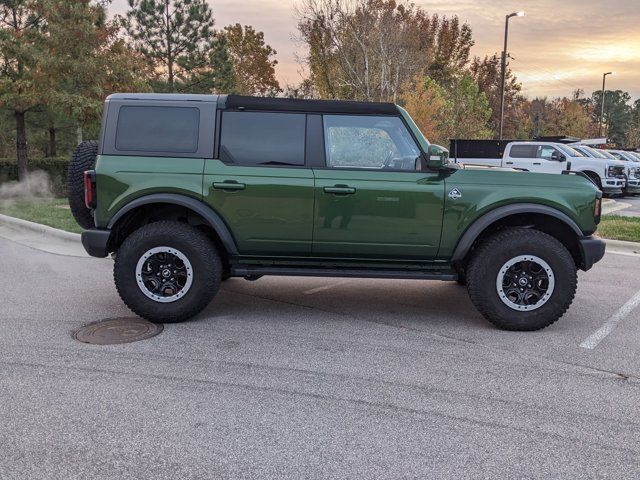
0;157;69;196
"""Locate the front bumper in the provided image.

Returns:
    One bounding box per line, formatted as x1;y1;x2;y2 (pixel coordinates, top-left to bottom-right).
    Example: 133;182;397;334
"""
81;229;111;257
578;236;606;271
624;178;640;193
602;177;625;195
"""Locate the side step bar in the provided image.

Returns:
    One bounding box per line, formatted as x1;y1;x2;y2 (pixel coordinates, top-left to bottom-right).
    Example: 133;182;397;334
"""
230;266;457;281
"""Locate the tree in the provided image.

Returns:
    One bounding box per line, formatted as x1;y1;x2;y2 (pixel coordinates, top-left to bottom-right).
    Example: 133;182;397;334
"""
588;89;632;145
223;24;280;96
400;77;449;145
122;0;215;92
400;74;491;146
177;31;237;94
37;0;150;143
296;0;473;102
0;0;45;181
470;54;523;138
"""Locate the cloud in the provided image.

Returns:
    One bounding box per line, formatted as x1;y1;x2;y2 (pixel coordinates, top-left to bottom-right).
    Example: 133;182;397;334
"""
109;0;640;99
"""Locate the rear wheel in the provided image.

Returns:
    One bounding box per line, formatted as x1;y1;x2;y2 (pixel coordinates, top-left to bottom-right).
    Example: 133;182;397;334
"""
466;228;577;331
114;221;222;323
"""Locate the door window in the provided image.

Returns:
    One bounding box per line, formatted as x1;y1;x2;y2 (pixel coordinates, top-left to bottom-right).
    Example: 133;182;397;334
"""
323;115;421;170
219;112;306;166
509;144;538;158
539;145;560;160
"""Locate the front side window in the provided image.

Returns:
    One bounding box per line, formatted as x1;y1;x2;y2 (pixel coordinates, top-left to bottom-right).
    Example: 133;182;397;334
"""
323;115;421;170
539;145;560;160
219;112;305;166
116;106;200;153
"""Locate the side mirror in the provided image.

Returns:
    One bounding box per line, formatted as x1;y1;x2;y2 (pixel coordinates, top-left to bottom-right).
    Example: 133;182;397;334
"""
427;144;450;170
551;151;566;162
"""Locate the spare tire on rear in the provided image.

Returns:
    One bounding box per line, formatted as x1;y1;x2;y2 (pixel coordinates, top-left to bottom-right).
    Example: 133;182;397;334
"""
67;140;98;230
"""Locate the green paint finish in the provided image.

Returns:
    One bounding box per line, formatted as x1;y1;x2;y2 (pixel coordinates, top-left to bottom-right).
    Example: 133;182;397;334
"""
438;168;599;257
93;155;205;227
313;168;444;259
203;160;314;255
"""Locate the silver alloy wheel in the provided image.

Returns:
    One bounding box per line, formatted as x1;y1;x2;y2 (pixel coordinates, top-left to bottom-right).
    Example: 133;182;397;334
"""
496;255;555;311
135;246;193;303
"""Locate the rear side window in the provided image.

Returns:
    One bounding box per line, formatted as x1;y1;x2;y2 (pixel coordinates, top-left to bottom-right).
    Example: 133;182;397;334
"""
509;144;538;158
115;106;199;153
219;112;306;166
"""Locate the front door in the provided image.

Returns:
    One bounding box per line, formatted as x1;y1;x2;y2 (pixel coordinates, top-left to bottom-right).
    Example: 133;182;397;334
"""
313;115;444;259
537;145;567;174
204;111;314;256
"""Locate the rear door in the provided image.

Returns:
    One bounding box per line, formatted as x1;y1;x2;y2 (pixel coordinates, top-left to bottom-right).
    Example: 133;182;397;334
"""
203;111;314;256
312;114;444;259
504;144;537;170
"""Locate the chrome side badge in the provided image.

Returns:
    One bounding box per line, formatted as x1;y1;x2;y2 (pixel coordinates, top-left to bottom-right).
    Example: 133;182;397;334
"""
448;188;462;200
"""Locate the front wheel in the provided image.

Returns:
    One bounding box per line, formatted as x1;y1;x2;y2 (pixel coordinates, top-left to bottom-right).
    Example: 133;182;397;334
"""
114;221;222;323
466;228;577;331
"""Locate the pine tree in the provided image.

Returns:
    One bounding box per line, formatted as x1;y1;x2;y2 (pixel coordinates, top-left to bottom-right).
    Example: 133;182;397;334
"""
122;0;215;92
0;0;45;181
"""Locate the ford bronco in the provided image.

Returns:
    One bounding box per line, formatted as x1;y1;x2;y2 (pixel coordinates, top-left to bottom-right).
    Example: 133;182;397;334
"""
68;93;606;331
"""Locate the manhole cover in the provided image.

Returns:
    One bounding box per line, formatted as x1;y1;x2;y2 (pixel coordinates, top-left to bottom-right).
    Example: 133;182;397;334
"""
73;317;163;345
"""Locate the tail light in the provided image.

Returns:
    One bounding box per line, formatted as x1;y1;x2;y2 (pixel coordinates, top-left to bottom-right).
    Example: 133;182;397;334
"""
84;170;96;209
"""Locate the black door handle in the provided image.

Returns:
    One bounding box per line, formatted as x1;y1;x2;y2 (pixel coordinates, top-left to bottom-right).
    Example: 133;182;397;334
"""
323;185;356;195
213;181;246;191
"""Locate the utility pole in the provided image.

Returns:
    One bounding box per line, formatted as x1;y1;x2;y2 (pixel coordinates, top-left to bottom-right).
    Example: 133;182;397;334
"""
499;11;524;140
599;71;615;138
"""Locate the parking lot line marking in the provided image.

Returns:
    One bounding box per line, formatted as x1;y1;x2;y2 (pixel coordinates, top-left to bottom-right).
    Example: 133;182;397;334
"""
580;289;640;350
304;280;349;295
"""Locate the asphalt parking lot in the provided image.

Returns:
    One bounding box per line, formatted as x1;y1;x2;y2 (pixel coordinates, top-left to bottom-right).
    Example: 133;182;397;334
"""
1;235;640;479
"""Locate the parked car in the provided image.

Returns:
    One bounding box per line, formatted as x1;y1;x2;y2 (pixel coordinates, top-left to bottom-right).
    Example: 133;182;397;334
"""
68;93;605;331
452;141;626;195
572;145;637;195
605;150;640;195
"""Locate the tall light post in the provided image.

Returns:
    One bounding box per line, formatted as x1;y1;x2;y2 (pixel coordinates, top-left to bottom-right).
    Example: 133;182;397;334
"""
599;71;615;138
499;11;524;140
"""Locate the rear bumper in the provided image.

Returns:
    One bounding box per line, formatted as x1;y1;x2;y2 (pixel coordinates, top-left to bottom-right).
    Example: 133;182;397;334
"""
578;236;606;271
81;229;111;257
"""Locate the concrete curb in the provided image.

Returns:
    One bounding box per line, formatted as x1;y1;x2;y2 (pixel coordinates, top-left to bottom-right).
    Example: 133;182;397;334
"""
0;213;81;242
604;238;640;256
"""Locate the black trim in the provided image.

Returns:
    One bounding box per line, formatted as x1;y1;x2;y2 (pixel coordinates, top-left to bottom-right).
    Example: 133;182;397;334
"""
579;236;606;271
451;203;584;263
106;193;239;255
306;114;325;168
81;229;111;257
230;265;457;280
225;95;399;115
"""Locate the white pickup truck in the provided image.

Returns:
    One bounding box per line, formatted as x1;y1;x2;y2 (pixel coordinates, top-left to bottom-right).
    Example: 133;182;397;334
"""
452;141;627;195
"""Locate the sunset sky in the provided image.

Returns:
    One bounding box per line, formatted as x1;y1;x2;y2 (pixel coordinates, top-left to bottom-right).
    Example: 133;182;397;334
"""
109;0;640;100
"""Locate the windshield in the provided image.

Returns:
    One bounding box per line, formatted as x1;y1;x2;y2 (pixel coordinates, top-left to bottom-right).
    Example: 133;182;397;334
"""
557;144;585;157
615;151;639;162
581;146;608;159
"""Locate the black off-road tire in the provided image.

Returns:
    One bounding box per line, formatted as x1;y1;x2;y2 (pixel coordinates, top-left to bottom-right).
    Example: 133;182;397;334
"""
67;140;98;229
114;221;222;323
466;228;577;331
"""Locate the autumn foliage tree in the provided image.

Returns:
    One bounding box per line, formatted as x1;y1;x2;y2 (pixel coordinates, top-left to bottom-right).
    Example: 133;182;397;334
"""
296;0;473;102
223;24;280;96
0;0;44;180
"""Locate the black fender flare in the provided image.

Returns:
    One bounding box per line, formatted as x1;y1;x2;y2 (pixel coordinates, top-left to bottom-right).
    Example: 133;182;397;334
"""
107;193;239;255
450;203;583;264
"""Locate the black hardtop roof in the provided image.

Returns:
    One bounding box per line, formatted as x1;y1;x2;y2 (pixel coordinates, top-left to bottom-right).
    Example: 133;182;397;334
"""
105;93;400;115
223;95;399;115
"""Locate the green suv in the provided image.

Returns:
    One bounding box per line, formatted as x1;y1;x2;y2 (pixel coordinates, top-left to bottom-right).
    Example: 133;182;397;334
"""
69;93;605;331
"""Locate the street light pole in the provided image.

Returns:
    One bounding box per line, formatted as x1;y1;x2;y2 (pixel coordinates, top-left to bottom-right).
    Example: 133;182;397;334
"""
499;11;524;140
599;71;614;138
